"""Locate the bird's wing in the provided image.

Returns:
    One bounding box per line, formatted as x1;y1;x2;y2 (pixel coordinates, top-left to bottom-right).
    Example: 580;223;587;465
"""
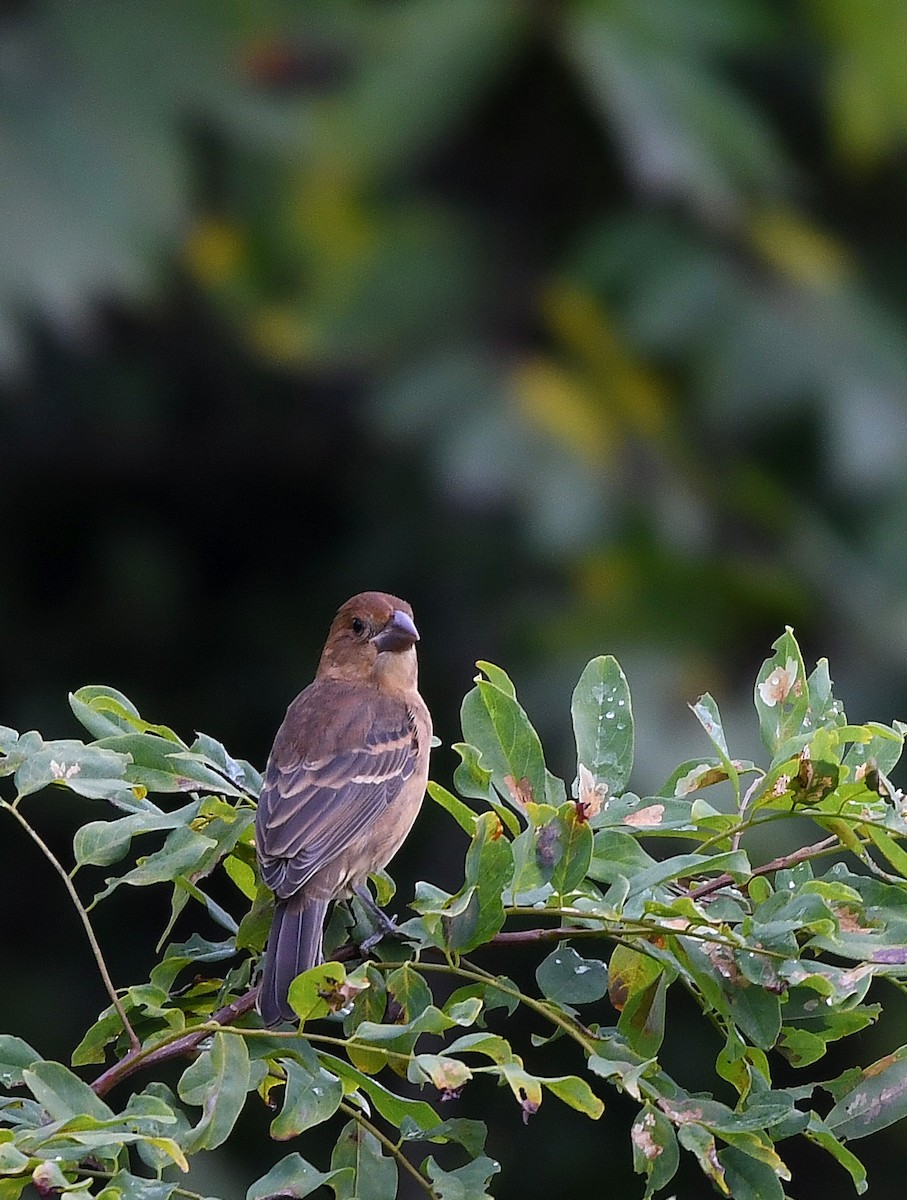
255;679;419;898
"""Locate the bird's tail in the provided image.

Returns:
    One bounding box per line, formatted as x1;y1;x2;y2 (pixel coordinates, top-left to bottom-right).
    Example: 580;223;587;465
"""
257;895;329;1027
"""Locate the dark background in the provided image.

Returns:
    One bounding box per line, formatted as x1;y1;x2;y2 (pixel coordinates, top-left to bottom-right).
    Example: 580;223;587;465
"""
4;1;907;1196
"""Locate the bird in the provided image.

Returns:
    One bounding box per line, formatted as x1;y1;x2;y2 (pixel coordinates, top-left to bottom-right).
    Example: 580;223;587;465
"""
255;591;431;1026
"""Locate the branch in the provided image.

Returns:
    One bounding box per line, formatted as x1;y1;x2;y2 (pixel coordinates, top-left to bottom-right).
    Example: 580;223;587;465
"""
92;987;259;1097
1;799;141;1053
687;834;839;900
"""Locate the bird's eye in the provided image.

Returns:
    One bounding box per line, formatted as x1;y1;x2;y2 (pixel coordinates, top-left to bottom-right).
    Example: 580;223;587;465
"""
351;617;366;636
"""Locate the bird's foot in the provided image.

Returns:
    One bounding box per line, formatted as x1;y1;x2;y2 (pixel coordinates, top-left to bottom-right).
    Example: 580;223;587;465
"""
353;885;400;954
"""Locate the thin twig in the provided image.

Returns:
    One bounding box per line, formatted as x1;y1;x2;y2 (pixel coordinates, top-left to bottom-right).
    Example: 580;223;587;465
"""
338;1099;437;1199
2;798;141;1053
688;834;839;900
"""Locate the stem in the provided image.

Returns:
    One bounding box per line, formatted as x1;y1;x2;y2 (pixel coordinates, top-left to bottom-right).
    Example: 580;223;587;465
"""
688;834;839;900
92;987;258;1097
375;958;600;1055
1;798;141;1053
500;908;787;959
338;1099;437;1200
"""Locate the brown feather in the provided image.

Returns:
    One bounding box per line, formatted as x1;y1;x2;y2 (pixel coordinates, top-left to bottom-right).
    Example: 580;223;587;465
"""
255;591;431;1026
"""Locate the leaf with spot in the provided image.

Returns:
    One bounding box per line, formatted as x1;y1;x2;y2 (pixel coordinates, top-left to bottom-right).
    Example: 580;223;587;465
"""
609;946;668;1057
14;739;135;804
460;667;554;811
826;1045;907;1140
509;802;592;899
631;1104;680;1200
754;628;809;755
689;693;740;801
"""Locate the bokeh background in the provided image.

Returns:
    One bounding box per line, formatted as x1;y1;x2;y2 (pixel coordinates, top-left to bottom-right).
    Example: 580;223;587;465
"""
4;1;907;1196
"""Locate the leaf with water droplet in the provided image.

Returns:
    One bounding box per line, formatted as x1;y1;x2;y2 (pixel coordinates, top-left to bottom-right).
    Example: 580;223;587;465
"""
572;657;633;796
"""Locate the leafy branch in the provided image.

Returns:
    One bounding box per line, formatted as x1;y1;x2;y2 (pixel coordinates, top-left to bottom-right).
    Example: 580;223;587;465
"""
3;634;907;1200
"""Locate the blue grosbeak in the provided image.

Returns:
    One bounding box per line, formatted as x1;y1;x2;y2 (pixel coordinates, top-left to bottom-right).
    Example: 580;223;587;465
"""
255;591;431;1026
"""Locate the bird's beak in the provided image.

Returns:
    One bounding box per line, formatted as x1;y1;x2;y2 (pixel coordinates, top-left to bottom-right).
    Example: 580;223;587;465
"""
371;609;420;653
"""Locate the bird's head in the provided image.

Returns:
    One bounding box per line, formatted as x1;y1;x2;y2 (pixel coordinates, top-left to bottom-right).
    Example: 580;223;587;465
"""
317;591;420;692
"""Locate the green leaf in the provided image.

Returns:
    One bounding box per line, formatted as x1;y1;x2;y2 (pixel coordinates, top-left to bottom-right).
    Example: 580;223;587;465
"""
754;627;809;754
101;1174;176;1200
424;1156;501;1200
865;825;907;880
427;781;477;833
69;686;147;739
73;802;200;867
826;1046;907;1139
94;733;244;795
287;962;349;1025
0;1035;42;1087
541;1074;604;1119
451;743;494;803
444;1032;515;1064
444;811;514;951
474;661;515;697
330;1119;397;1200
270;1056;343;1140
400;1117;487;1158
23;1061;114;1122
460;671;549;809
509;802;593;898
189;731;262;796
572;655;634;795
14;740;135;804
806;1115;867;1194
320;1054;444;1132
247;1154;348;1200
536;946;608;1005
631;1104;680;1199
718;1144;785;1200
91;824;217;903
0;1143;29;1173
178;1031;251;1151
